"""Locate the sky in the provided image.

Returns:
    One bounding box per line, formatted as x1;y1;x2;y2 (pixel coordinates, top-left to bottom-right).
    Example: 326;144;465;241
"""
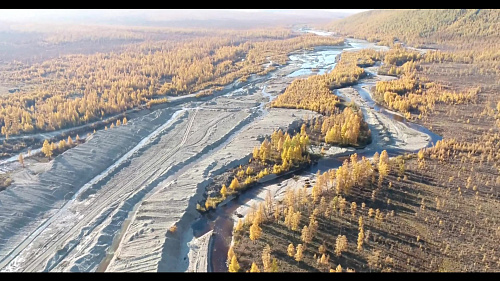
0;9;371;23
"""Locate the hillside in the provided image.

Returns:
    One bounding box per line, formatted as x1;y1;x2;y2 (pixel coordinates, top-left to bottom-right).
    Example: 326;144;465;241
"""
326;9;500;50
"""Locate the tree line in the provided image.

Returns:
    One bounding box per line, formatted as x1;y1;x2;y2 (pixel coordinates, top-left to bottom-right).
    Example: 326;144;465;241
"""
0;31;344;138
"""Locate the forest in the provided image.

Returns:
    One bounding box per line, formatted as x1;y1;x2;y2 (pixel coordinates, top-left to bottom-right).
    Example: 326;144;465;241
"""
326;9;500;50
271;49;380;115
200;128;312;212
226;9;500;272
1;9;499;273
230;135;500;272
0;30;344;138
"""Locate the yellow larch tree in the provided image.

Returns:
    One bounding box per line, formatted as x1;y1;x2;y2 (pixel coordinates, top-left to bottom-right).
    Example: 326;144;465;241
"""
373;152;380;167
287;243;295;257
319;254;329;266
18;153;24;168
295;244;304;263
42;140;53;159
229;177;240;191
357;228;365;251
250;262;260;272
234;219;243;233
249;219;262;242
50;142;57;152
220;184;228;199
351;201;357;217
339;197;347;216
58;139;66;151
368;208;375;218
335;235;348;257
259;138;271;162
246;166;253;175
301;225;312;244
270;258;279;272
252;147;260;160
273;203;280;221
227;245;235;265
228;255;240;272
291;211;301;231
378;150;389;178
262;244;272;272
319;244;326;254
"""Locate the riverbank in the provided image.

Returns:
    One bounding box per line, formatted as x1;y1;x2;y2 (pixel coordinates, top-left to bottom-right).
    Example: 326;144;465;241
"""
215;62;436;271
0;35;410;272
101;55;322;272
187;230;213;272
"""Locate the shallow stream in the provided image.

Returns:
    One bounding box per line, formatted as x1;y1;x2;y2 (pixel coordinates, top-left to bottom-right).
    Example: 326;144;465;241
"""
193;37;443;272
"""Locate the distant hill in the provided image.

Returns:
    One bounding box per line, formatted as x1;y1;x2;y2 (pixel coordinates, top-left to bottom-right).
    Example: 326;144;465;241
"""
326;9;500;49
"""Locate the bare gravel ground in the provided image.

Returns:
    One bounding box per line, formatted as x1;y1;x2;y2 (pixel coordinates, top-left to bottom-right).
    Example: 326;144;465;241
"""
4;98;255;272
0;57;314;272
0;106;180;271
106;100;319;272
187;230;213;272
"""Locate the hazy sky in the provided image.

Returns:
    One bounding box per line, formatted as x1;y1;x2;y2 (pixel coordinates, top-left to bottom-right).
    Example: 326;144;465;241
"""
0;9;371;23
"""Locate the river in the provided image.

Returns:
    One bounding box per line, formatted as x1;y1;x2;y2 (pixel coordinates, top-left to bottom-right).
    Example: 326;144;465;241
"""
192;36;443;272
